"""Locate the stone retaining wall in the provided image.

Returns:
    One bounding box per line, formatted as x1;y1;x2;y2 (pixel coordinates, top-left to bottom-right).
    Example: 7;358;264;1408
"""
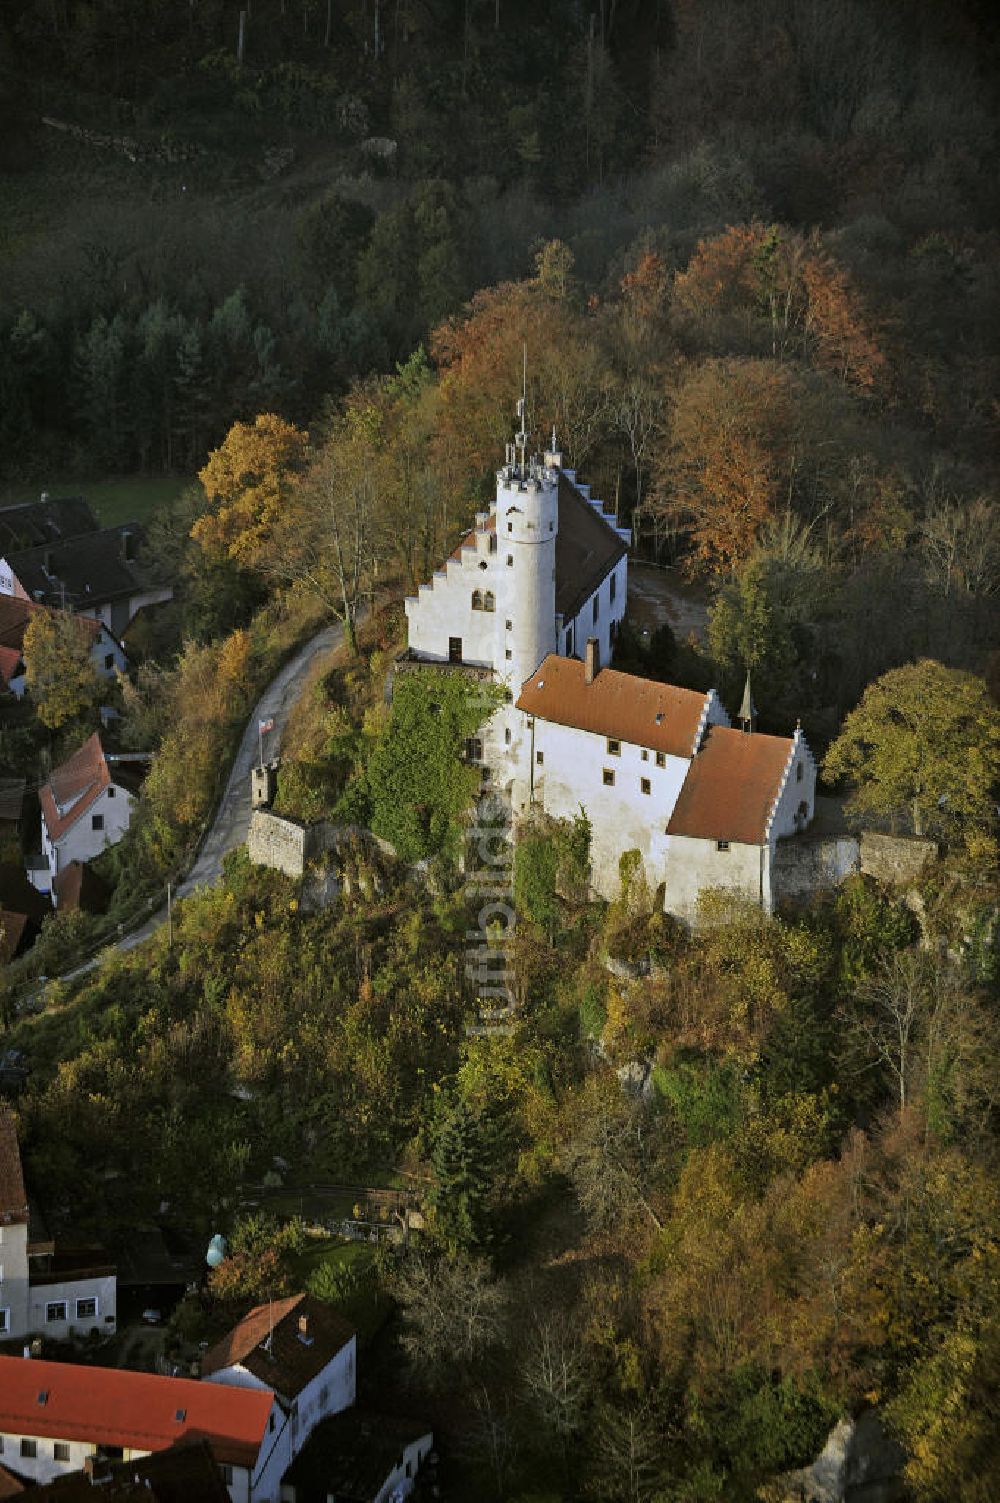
859;830;938;886
773;828;938;906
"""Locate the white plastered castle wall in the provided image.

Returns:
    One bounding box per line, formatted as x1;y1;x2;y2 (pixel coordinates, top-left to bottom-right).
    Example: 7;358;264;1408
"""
404;523;499;668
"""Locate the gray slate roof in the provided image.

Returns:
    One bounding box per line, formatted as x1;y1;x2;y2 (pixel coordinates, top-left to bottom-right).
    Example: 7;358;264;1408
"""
555;474;628;623
0;497;97;554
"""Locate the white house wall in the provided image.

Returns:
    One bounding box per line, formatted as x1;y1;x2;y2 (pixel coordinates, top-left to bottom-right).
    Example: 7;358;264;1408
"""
44;782;134;887
521;718;691;901
288;1338;356;1454
0;1223;30;1339
663;837;767;921
27;1272;117;1342
0;1435;152;1487
374;1431;434;1503
766;731;817;842
561;556;627;672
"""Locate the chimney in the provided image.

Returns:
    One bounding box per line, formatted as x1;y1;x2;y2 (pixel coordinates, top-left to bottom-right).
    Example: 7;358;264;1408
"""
584;637;599;685
298;1313;309;1337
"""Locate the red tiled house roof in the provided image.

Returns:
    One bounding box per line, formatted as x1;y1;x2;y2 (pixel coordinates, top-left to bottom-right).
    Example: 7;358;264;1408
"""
39;733;111;845
203;1292;355;1401
516;656;714;759
666;725;795;845
0;1356;274;1469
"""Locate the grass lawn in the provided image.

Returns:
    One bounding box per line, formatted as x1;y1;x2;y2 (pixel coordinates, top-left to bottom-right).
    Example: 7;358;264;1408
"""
0;475;192;527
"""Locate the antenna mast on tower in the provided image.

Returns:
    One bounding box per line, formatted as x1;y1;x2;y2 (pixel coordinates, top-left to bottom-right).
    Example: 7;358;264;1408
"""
515;343;529;474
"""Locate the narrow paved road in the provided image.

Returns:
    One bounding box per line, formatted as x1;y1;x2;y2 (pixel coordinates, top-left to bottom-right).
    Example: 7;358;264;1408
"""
115;619;349;954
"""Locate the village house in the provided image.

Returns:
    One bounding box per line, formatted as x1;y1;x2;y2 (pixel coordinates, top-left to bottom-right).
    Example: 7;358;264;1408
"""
0;1355;279;1499
403;415;816;916
20;1438;232;1501
203;1293;357;1464
0;596;127;700
0;495;172;637
0;1111;116;1345
31;734;136;899
279;1409;433;1503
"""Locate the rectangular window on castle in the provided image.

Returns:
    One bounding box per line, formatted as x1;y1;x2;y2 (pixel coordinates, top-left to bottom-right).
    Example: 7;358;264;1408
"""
489;534;497;553
46;1301;67;1323
607;739;620;756
593;595;600;622
504;728;511;745
21;1440;36;1459
716;840;730;853
796;761;804;781
640;778;651;795
603;769;615;787
0;1308;8;1334
75;1297;97;1319
641;749;648;761
655;752;666;768
54;1443;71;1462
610;573;617;602
536;752;544;766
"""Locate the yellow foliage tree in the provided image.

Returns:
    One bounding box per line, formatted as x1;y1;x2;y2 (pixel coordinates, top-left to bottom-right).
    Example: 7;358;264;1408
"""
23;609;101;730
192;413;309;570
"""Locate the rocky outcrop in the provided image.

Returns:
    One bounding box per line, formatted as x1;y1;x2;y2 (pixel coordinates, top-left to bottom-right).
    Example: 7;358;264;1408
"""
761;1412;906;1503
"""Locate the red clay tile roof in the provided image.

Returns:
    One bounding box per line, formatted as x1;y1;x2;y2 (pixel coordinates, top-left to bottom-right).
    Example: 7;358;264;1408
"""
0;1464;25;1497
0;1110;29;1225
203;1292;355;1400
39;733;111;845
0;1356;274;1468
516;656;712;758
0;910;29;963
0;645;23;688
0;596;101;655
666;725;794;845
53;860;111;915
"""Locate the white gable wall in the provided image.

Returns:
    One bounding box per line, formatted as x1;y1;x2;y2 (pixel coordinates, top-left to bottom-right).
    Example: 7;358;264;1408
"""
0;1223;30;1340
43;782;134;888
405;530;499;667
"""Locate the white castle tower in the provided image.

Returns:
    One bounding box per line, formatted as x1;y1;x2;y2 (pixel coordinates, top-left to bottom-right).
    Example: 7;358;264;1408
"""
494;397;559;691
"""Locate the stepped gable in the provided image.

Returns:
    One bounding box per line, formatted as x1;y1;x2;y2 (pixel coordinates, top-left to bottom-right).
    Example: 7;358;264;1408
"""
0;1109;29;1224
555;473;628;621
0;1355;273;1468
666;724;794;844
202;1291;355;1399
0;497;97;555
39;733;111;844
516;656;711;759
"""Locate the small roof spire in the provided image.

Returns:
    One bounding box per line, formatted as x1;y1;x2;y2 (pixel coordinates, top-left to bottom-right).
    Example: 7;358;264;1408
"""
738;672;756;733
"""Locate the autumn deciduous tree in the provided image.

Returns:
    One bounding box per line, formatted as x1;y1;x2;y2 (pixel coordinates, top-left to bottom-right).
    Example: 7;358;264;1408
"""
192;413;309;570
652;358;797;572
823;660;1000;843
23;609;101;730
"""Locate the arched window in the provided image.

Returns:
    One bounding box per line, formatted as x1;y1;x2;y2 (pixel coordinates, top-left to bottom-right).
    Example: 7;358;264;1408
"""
471;590;483;610
483;591;495;612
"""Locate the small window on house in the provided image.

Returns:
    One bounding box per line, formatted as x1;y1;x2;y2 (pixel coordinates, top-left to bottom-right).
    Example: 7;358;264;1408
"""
655;752;666;768
640;778;651;795
0;1308;8;1334
797;800;809;821
21;1440;36;1459
54;1442;70;1462
507;521;513;533
506;554;513;567
565;628;573;655
593;595;600;622
607;738;620;756
488;534;497;553
104;653;114;670
465;737;483;762
716;840;730;852
504;727;511;745
641;749;648;761
220;1464;234;1485
91;814;104;832
483;591;495;612
536;751;544;766
448;637;462;663
107;786;115;799
481;766;491;785
46;1301;67;1323
0;1433;4;1450
610;573;617;602
796;761;804;781
505;619;512;631
505;649;512;661
269;1414;275;1432
471;590;483;610
75;1297;97;1319
603;769;615;787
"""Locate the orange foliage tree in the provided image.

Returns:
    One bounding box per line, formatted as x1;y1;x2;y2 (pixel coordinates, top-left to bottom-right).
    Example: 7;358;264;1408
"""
192;413;310;570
